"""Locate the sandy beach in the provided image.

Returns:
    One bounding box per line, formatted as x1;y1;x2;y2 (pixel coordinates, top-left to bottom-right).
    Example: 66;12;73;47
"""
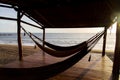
0;44;114;65
0;44;39;65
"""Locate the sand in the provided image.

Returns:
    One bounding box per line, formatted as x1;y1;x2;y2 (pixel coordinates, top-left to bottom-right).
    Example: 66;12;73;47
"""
0;44;39;65
0;44;114;65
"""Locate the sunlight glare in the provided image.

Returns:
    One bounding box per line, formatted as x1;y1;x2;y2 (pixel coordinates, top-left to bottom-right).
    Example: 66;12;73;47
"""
107;22;117;33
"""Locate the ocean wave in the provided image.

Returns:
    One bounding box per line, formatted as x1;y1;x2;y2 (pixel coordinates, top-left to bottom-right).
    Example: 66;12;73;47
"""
0;33;13;36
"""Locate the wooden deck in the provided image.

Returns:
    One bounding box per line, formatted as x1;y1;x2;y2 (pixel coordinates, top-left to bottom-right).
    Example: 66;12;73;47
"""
2;51;113;80
48;53;113;80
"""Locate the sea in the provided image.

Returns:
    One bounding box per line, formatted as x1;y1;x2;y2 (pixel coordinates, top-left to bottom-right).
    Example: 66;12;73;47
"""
0;33;116;51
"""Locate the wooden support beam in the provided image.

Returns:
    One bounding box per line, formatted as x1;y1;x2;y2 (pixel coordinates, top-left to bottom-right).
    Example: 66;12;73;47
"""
21;20;42;29
24;13;44;29
0;16;42;29
102;27;107;57
0;16;17;21
17;9;23;61
0;4;13;8
42;28;45;57
112;16;120;80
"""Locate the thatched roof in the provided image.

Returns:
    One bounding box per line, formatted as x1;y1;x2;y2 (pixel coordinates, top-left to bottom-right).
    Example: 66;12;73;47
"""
0;0;120;28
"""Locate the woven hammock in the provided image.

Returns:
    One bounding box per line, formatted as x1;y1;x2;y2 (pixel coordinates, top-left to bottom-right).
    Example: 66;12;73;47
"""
22;27;104;57
30;31;101;51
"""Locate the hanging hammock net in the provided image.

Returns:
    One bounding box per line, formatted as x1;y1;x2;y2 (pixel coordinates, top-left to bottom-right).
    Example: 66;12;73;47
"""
21;27;104;57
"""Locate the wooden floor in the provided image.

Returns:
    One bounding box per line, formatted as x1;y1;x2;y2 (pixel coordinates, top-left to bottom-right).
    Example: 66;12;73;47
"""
2;51;113;80
48;53;113;80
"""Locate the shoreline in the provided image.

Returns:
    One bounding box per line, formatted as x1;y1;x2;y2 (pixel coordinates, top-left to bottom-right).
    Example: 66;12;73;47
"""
0;44;114;65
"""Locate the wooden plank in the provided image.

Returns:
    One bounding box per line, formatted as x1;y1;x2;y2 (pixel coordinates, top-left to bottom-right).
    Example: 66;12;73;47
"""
112;16;120;80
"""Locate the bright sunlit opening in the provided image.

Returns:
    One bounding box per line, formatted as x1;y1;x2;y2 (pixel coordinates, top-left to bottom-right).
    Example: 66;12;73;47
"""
107;22;117;33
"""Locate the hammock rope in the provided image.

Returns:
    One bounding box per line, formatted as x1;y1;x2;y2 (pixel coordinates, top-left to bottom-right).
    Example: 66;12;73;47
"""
22;27;87;57
21;27;104;57
27;27;104;50
29;31;102;51
29;32;86;51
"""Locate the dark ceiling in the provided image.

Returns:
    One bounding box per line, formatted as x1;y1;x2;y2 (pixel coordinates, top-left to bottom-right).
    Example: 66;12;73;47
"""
0;0;120;28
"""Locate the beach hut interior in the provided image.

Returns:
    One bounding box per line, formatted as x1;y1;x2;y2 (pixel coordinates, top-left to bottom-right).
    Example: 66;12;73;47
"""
0;0;120;80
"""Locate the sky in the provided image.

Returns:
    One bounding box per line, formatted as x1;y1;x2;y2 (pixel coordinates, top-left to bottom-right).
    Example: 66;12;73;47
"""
0;5;117;33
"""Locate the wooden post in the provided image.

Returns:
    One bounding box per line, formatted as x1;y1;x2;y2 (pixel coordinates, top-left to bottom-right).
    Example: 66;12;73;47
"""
112;16;120;80
43;28;45;57
17;9;23;61
102;26;107;57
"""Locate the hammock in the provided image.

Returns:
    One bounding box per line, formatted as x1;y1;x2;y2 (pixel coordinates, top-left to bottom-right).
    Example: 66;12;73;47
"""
0;44;88;80
22;27;104;57
22;27;87;57
30;31;101;51
0;27;103;80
